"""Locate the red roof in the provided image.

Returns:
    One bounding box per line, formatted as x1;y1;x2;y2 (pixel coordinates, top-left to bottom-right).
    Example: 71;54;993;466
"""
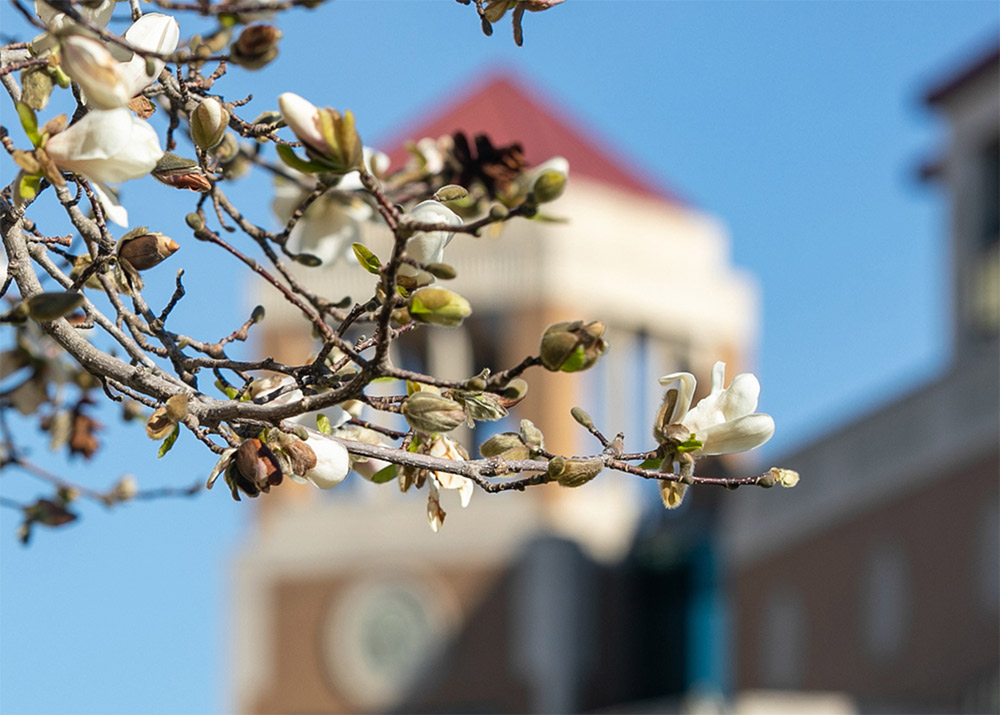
380;72;680;203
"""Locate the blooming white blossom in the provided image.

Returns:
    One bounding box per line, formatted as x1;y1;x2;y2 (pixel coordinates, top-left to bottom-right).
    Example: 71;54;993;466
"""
658;361;774;456
292;432;350;489
32;0;116;55
58;14;179;110
399;200;462;285
44;108;163;226
271;149;388;266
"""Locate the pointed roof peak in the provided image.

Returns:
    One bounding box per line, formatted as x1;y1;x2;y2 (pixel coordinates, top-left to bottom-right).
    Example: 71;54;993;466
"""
380;70;682;203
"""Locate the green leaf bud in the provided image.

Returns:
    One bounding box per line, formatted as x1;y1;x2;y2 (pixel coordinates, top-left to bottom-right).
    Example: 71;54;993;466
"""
401;392;466;434
24;291;85;321
554;459;603;488
191;97;230;151
408;287;472;327
479;432;530;461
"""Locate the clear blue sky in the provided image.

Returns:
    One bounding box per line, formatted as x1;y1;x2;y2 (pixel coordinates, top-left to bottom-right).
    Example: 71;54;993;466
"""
1;2;997;713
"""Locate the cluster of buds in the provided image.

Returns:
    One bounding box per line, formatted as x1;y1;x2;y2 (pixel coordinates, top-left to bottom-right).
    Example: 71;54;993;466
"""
206;428;350;501
539;320;609;372
479;417;546;463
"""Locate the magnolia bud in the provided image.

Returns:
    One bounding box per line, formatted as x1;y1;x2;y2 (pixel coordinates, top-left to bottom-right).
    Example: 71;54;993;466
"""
117;231;179;271
539;320;608;372
408;287;471;327
278;93;363;172
769;467;800;488
433;184;469;202
20;66;54;111
191;97;229;150
553;458;603;488
479;433;531;461
401;392;466;434
230;24;282;70
519;419;545;451
153;153;211;192
24;291;84;321
659;479;688;509
570;406;594;429
451;390;507;422
529;157;569;204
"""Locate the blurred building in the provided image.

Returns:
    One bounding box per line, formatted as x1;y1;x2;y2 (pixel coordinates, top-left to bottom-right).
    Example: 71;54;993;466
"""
722;44;999;714
231;74;761;713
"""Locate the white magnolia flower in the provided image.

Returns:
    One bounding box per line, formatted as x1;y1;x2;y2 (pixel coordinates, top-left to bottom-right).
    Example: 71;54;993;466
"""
658;361;774;456
399;200;462;285
289;431;350;490
32;0;116;55
44;108;163;226
272;173;373;266
116;13;179;99
58;14;179;110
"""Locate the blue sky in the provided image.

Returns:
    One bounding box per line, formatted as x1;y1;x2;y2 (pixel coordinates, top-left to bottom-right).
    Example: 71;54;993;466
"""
1;1;998;713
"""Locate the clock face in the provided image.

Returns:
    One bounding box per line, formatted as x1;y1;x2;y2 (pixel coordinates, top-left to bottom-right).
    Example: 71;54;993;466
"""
323;576;455;710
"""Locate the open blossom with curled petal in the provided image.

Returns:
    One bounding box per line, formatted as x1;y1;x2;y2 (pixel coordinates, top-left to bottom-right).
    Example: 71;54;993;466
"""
59;14;179;110
425;436;473;532
656;361;774;457
399;200;462;286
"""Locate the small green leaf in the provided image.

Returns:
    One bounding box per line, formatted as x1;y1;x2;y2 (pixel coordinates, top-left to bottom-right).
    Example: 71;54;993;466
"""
558;345;587;372
276;144;331;174
369;464;397;484
158;424;180;458
16;102;40;147
17;173;41;202
351;243;381;274
214;380;238;399
638;458;663;470
676;436;704;453
316;413;332;435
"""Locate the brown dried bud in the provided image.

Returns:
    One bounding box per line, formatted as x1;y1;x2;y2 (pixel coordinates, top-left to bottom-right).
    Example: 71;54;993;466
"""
117;231;179;271
282;438;318;477
234;438;282;495
145;405;174;440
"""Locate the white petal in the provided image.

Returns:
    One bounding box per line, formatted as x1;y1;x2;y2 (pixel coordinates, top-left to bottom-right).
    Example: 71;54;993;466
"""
303;435;350;489
657;371;696;424
699;413;775;456
717;372;761;421
60;36;133;109
120;13;179;97
46;109;163;184
90;181;129;227
427;479;444;533
278;92;328;154
399;200;462;282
